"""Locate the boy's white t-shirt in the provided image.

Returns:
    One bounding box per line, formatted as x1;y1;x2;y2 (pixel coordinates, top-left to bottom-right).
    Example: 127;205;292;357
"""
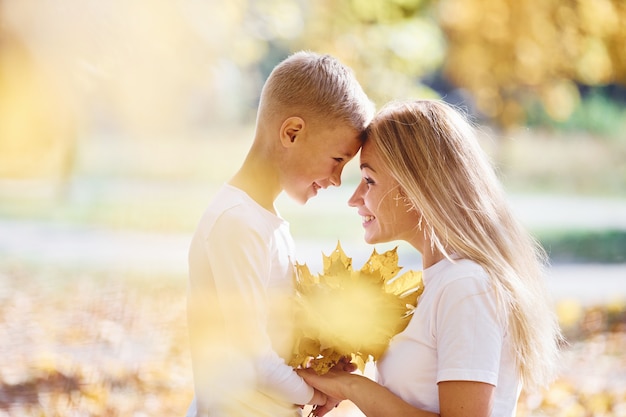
186;184;312;417
376;257;521;417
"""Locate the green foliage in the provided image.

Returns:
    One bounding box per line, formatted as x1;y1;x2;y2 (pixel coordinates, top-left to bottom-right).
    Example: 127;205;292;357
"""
539;229;626;263
526;88;626;138
291;0;444;106
348;0;429;23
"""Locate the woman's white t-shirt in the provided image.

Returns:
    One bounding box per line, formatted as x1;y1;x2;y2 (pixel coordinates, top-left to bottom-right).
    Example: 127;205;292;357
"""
376;257;521;417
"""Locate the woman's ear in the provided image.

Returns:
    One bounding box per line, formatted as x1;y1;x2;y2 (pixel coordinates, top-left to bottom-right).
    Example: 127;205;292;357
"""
279;116;305;147
395;187;416;211
396;187;410;202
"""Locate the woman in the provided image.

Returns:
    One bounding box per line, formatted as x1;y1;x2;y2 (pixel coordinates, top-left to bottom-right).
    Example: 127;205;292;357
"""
298;100;561;417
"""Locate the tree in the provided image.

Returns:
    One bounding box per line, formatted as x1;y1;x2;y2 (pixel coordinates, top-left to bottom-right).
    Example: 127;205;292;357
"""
438;0;626;127
285;0;626;128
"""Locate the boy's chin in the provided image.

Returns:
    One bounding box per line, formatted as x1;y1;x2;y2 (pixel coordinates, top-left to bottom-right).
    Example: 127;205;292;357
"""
284;190;310;205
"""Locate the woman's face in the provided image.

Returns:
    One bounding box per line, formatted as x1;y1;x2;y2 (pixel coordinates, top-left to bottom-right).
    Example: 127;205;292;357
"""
348;140;422;245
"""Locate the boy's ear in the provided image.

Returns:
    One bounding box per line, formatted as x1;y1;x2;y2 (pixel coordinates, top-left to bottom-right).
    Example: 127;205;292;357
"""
279;116;305;147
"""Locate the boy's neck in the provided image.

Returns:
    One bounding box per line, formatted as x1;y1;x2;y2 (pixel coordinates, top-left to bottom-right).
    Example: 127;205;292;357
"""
229;149;281;214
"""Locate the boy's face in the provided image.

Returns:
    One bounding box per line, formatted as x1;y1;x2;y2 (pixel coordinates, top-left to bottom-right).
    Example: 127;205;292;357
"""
283;123;361;204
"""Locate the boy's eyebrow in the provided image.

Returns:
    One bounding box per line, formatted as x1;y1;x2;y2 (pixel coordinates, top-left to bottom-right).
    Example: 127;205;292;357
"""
359;163;376;172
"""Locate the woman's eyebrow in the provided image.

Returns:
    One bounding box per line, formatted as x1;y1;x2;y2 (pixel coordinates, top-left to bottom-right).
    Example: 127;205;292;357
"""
359;162;376;172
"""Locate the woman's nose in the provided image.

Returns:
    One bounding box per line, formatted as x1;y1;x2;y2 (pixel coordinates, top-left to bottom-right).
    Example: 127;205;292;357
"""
348;182;365;207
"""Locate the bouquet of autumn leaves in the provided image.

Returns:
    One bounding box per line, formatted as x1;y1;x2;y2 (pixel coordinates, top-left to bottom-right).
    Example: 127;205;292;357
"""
289;242;424;375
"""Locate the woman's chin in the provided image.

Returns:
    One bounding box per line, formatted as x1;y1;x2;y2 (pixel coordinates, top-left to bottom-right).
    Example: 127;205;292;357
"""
363;233;380;245
364;231;396;246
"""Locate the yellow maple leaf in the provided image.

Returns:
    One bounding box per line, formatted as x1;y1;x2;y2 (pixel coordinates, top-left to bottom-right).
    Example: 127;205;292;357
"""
289;242;423;374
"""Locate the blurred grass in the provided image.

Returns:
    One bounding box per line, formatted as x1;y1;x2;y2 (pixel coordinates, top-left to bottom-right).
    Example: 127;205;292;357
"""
1;127;624;264
491;129;626;197
1;126;625;220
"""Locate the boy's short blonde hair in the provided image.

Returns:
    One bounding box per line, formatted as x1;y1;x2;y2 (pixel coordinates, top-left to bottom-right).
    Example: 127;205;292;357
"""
259;51;374;132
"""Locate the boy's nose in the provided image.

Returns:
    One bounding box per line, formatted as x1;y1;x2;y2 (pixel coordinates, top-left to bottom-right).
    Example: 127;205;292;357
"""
328;172;341;187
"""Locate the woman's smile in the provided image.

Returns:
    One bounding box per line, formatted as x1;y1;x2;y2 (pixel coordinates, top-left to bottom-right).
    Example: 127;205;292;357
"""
360;214;375;226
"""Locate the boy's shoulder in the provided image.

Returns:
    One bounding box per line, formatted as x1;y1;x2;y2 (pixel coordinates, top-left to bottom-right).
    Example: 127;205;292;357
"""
208;184;247;208
196;184;284;237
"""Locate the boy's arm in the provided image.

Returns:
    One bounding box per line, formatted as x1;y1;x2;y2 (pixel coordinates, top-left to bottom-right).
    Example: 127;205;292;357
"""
191;212;314;406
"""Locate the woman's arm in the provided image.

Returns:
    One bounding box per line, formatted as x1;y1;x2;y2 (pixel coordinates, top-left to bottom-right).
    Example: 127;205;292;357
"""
438;381;494;416
298;368;494;417
298;368;436;417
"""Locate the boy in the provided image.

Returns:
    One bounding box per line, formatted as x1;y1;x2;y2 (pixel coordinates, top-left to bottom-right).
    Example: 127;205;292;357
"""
186;51;374;417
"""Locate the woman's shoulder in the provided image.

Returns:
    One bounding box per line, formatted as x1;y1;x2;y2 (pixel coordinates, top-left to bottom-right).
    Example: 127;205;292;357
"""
425;257;491;295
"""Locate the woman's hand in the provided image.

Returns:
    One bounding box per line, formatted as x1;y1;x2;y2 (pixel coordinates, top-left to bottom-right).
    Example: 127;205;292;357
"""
297;357;360;404
297;357;360;416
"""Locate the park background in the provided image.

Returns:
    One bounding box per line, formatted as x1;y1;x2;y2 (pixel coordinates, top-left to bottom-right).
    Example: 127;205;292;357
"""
0;0;625;415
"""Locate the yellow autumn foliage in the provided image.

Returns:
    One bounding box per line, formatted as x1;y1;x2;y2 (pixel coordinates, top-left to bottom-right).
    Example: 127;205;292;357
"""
289;242;423;374
1;264;625;415
438;0;626;126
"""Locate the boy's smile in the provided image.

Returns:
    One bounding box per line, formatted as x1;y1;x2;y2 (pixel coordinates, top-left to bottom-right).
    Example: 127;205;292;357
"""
312;182;322;192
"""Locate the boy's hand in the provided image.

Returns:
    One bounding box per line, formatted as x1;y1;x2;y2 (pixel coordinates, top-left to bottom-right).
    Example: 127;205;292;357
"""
335;356;358;373
299;388;327;416
308;388;328;406
308;396;340;417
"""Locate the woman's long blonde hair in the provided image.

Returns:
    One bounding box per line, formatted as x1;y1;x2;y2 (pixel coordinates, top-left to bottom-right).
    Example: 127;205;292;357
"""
368;99;561;390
